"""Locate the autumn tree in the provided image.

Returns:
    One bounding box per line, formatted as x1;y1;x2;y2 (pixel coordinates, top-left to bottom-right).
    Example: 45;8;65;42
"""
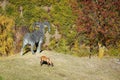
72;0;120;48
0;15;14;56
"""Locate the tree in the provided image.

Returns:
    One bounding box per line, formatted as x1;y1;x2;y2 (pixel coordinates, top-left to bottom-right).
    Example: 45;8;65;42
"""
0;15;14;56
73;0;120;48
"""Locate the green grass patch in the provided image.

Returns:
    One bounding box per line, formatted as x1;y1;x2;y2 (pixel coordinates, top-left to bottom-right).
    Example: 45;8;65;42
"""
107;48;120;57
0;76;3;80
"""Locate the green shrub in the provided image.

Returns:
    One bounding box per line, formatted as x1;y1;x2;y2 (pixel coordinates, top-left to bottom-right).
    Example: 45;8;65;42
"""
107;48;120;56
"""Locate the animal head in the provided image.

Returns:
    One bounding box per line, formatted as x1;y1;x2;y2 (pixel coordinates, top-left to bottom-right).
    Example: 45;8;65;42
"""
47;60;54;67
33;21;50;32
50;62;54;67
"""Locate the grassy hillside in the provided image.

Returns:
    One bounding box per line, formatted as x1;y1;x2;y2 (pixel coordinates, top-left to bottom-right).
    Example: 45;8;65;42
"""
0;51;120;80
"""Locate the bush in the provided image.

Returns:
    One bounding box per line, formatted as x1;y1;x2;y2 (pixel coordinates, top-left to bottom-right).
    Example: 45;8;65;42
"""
0;15;14;56
107;48;120;56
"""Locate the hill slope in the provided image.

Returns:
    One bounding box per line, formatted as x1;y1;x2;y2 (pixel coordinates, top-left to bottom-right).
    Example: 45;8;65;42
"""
0;51;120;80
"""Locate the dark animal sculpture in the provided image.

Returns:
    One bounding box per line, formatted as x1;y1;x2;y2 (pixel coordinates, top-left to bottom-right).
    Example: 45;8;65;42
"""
40;56;54;67
20;21;50;55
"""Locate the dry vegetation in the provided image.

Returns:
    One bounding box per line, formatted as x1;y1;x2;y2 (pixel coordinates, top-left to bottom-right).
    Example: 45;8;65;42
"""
0;51;120;80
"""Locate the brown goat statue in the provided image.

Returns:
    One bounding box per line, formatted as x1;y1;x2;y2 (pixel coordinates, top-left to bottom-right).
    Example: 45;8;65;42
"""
40;56;54;67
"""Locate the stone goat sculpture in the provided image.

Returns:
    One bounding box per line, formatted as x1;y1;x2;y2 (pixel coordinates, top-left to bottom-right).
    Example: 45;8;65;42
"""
20;21;50;55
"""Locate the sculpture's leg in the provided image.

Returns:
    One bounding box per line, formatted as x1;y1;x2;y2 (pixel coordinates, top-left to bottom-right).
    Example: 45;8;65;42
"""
20;42;26;56
36;39;43;53
31;43;35;54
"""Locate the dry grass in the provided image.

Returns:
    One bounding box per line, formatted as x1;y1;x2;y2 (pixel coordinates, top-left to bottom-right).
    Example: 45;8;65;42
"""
0;50;120;80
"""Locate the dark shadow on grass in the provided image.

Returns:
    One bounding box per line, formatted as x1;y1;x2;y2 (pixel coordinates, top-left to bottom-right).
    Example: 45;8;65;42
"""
22;48;43;55
22;48;31;55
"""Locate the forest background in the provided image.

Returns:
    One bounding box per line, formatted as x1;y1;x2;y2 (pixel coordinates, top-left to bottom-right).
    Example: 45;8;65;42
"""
0;0;120;57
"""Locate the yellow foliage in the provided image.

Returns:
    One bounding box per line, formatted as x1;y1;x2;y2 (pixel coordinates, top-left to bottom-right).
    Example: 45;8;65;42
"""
98;47;104;58
98;43;105;58
72;40;79;52
0;15;14;56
